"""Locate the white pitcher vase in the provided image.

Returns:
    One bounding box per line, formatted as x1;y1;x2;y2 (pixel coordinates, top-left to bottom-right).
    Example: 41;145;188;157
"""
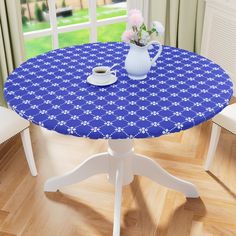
125;41;163;80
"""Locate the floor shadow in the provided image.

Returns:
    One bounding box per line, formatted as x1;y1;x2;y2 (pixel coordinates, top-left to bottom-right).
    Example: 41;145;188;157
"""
207;171;236;199
122;177;156;235
122;177;206;236
45;177;207;236
157;197;206;236
45;191;115;236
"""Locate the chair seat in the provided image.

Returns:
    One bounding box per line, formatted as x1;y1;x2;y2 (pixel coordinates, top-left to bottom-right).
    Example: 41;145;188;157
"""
212;103;236;134
0;107;29;143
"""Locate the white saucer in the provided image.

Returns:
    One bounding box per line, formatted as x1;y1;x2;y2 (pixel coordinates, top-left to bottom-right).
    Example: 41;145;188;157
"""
87;74;118;86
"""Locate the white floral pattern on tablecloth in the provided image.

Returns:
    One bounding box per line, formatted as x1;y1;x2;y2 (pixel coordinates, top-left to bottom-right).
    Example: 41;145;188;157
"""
4;42;233;139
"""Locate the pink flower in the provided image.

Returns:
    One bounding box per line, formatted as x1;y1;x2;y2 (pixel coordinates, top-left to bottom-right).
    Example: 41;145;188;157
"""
122;30;134;42
128;9;141;16
128;13;144;27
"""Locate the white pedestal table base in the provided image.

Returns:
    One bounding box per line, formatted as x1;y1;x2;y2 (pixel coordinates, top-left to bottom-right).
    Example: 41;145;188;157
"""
44;139;199;236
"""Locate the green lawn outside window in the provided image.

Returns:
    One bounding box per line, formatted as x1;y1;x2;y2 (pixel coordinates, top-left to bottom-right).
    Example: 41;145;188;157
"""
23;6;127;59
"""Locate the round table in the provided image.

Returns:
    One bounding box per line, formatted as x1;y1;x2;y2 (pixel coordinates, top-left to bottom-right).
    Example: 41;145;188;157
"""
4;42;233;236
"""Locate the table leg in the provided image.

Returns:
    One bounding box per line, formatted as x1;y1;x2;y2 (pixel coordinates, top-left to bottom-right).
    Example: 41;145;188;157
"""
113;162;123;236
44;152;109;192
133;154;199;198
44;139;199;236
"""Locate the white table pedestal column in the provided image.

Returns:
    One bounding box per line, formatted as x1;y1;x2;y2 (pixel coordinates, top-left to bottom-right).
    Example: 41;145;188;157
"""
44;139;199;236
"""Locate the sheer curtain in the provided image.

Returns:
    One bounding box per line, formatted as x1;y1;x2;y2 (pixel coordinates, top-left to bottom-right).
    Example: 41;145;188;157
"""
149;0;205;53
0;0;25;106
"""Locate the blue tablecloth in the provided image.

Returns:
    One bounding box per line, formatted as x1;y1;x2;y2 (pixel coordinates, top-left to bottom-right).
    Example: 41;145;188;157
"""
4;42;233;139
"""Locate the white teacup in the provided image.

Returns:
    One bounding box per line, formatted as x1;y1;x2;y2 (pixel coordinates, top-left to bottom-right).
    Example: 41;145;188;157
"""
92;66;116;84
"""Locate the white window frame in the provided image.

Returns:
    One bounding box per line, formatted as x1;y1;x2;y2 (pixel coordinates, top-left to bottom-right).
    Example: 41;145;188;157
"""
23;0;149;50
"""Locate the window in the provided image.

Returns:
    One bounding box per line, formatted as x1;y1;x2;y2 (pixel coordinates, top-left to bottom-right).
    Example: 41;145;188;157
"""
21;0;128;59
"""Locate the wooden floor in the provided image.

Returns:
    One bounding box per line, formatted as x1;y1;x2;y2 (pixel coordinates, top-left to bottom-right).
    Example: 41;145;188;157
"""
0;120;236;236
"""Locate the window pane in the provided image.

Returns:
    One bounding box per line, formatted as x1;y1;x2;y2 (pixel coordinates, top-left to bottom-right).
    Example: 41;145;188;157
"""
21;0;50;33
96;0;127;20
59;29;90;48
56;0;89;27
98;22;126;42
24;36;52;59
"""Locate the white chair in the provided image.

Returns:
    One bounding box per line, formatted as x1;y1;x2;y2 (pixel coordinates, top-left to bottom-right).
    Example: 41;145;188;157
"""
201;0;236;170
204;105;236;170
0;106;37;176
